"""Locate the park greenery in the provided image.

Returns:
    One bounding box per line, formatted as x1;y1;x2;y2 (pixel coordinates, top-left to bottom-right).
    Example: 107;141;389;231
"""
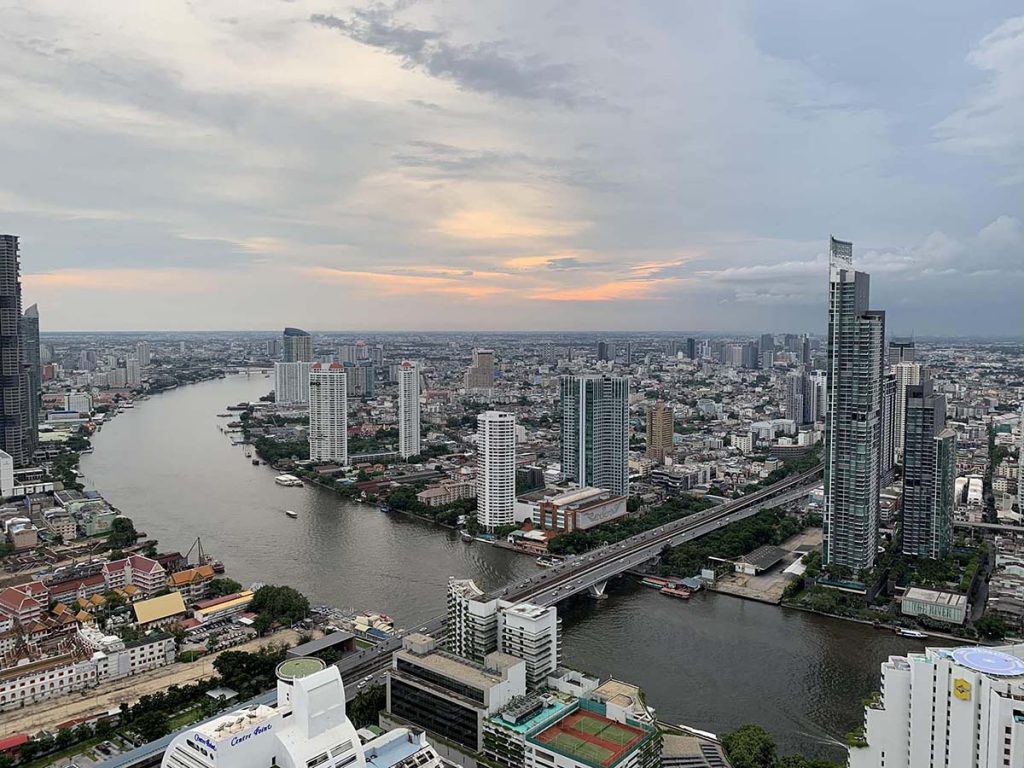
547;494;716;556
251;584;310;629
348;684;386;729
386;484;478;527
660;509;803;577
107;516;140;549
208;577;243;597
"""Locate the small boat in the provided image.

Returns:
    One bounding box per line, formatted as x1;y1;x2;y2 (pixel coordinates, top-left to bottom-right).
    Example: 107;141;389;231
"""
536;556;563;567
660;586;692;599
460;531;474;542
252;459;260;466
896;629;927;639
275;474;303;487
285;510;298;518
211;560;225;574
378;504;392;513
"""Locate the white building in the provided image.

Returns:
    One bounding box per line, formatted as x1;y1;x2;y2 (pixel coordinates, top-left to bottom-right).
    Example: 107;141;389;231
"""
397;360;421;459
275;361;312;404
125;356;141;388
476;411;516;531
136;340;151;367
163;657;448;768
309;363;348;464
850;644;1024;768
64;391;93;413
0;450;13;498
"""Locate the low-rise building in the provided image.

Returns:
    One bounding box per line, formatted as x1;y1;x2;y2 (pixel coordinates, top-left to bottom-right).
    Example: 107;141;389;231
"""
193;590;254;623
900;587;969;625
103;555;167;597
167;564;216;603
416;480;477;508
535;487;629;534
133;592;188;629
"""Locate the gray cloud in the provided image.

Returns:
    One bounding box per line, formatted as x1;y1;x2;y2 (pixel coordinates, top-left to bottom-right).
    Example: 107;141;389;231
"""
310;8;598;107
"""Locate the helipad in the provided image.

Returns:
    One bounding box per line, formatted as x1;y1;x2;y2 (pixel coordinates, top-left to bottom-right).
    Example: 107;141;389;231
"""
276;656;327;681
950;647;1024;677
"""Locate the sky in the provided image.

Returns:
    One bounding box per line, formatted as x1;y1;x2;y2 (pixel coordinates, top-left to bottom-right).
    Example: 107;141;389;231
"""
2;1;1022;335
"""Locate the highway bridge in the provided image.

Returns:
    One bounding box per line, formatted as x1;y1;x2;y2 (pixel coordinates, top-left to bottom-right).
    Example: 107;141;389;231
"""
102;464;823;766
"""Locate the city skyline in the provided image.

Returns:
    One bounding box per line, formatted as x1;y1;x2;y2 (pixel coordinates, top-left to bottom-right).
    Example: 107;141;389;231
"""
3;3;1023;334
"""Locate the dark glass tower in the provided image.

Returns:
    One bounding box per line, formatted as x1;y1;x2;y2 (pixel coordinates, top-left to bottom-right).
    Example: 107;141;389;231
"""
901;381;955;559
560;375;629;496
21;303;40;461
0;235;31;466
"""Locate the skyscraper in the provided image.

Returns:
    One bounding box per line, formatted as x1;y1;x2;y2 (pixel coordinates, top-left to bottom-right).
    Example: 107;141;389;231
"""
0;236;30;467
560;375;629;496
645;401;674;461
282;327;313;363
880;372;897;486
398;360;421;459
893;361;924;458
476;411;516;531
125;356;142;388
274;361;312;404
308;363;347;463
758;333;774;368
684;337;697;360
20;303;40;461
889;338;916;364
136;340;151;367
596;340;611;362
824;237;885;572
902;381;955;559
785;370;807;425
464;348;495;389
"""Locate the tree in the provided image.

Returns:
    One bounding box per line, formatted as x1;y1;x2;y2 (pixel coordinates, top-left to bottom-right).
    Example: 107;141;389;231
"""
348;684;386;728
251;585;310;625
723;724;778;768
975;614;1008;640
134;710;171;741
208;578;243;597
108;516;139;549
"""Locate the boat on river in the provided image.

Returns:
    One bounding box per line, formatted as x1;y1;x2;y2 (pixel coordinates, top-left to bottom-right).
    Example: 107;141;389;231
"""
660;586;692;600
285;510;298;518
275;474;303;487
896;628;927;639
460;530;474;542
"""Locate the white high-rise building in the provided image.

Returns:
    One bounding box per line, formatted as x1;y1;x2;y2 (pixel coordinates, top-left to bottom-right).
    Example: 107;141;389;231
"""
136;341;151;367
398;360;421;459
850;644;1024;768
309;363;347;464
274;361;312;405
476;411;516;531
64;392;93;414
446;577;560;689
125;357;141;388
893;360;924;457
162;657;449;768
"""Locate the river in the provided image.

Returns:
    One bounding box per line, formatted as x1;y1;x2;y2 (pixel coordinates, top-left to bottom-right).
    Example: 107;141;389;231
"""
80;373;931;761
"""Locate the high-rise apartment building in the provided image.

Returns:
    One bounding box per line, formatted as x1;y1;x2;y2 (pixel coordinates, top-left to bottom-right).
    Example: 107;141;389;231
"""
343;360;375;398
308;363;347;463
645;401;674;461
125;357;141;388
758;333;774;368
135;341;151;367
880;372;897;486
785;370;807;426
893;361;924;458
446;578;560;689
824;236;885;572
684;337;697;360
0;236;31;467
282;327;313;363
902;381;955;559
476;411;516;531
560;376;629;496
274;361;312;404
19;303;39;461
464;349;495;389
850;644;1024;768
889;338;916;364
398;360;421;459
596;341;611;362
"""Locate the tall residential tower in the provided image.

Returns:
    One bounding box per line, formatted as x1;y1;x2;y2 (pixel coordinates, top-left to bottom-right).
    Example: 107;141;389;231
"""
308;363;347;463
560;375;629;496
823;237;885;572
476;411;516;531
0;236;31;466
282;327;313;363
398;360;421;459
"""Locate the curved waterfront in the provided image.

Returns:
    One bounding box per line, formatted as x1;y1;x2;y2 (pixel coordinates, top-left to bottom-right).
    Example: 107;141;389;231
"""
80;373;930;760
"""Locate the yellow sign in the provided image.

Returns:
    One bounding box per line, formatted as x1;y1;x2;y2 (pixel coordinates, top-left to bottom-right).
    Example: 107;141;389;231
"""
953;678;971;700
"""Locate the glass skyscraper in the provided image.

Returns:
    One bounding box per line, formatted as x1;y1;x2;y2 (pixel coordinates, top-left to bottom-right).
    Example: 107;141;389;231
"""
902;381;955;559
823;237;886;573
0;235;32;466
560;375;629;496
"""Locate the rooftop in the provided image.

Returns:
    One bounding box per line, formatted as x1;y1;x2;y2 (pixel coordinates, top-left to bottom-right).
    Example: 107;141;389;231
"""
903;587;968;608
531;706;646;768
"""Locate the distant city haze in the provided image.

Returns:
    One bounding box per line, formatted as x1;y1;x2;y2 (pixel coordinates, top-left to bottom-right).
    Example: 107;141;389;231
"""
4;2;1023;334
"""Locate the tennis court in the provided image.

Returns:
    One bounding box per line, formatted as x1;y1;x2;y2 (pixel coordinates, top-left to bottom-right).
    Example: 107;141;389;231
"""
533;709;646;767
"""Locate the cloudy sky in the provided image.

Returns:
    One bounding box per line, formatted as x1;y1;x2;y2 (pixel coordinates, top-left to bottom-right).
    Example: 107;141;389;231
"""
3;1;1022;334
